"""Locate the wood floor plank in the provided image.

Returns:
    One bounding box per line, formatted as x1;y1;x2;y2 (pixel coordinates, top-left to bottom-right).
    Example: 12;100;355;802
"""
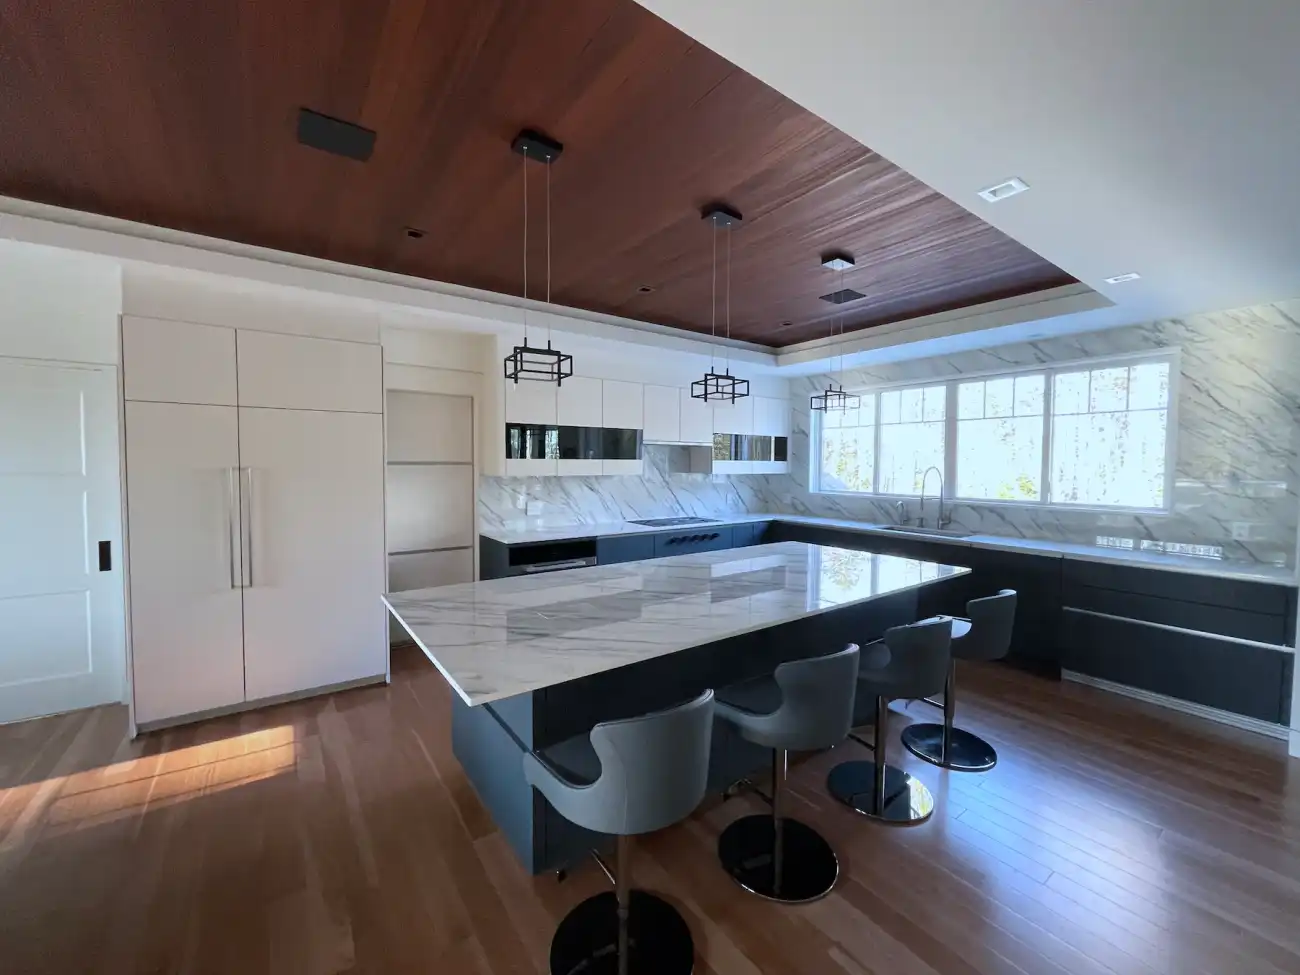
1;652;1298;974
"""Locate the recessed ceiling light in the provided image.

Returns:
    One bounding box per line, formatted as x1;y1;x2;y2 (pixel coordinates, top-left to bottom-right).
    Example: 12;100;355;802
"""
977;177;1029;203
404;227;426;240
1104;272;1142;284
821;251;855;271
637;285;655;293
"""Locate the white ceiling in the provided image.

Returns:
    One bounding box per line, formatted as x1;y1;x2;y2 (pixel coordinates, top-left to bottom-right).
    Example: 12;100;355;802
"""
634;0;1300;328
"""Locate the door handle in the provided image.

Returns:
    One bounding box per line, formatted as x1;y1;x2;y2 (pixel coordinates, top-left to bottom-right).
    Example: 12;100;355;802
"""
226;467;239;589
242;467;255;588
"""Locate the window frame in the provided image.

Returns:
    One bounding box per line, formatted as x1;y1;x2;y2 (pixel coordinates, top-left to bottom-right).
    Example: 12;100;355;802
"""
811;349;1180;515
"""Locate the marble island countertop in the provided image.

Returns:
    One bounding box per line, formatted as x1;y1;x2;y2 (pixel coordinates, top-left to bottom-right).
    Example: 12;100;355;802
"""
384;541;970;706
480;514;1297;586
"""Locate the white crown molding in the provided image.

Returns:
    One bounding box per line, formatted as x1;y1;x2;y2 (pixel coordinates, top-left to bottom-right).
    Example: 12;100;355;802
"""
0;195;777;367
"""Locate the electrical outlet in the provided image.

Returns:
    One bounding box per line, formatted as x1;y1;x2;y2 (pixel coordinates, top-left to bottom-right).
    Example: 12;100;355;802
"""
1231;522;1251;541
526;501;543;517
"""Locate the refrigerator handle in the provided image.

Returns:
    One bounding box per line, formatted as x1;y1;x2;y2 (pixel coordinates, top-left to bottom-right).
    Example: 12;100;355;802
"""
226;467;239;589
242;466;255;588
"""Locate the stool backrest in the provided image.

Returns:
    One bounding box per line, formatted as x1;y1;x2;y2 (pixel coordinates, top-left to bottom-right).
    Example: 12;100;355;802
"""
749;644;861;751
881;616;953;698
962;589;1018;662
585;689;715;835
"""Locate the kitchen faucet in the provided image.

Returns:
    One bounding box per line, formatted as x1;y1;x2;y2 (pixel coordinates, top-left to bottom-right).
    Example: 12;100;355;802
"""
918;466;950;530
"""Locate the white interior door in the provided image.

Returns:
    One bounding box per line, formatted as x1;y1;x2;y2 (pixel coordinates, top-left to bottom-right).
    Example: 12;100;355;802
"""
124;401;246;725
0;360;125;723
240;407;386;701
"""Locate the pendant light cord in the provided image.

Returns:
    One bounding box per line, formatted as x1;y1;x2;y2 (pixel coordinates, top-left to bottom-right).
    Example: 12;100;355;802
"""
521;150;529;343
725;224;732;372
711;220;718;372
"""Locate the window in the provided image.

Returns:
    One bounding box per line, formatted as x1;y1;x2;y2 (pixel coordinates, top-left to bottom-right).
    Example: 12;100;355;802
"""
813;353;1174;512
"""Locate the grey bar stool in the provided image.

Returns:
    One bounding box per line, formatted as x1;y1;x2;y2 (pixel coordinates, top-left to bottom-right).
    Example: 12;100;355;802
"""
902;589;1017;772
714;644;860;903
827;617;951;825
523;690;714;975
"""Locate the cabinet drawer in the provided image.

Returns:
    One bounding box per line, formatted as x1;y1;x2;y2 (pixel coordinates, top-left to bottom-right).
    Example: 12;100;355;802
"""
1063;559;1289;616
1060;608;1289;723
596;534;656;565
1063;585;1287;645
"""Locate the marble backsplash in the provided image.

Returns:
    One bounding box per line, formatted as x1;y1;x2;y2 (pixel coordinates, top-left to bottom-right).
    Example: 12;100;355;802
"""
747;299;1300;568
478;444;767;531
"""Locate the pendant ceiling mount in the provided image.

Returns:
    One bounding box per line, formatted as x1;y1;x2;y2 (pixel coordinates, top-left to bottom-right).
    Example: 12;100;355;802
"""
692;203;750;403
811;253;861;412
504;127;574;386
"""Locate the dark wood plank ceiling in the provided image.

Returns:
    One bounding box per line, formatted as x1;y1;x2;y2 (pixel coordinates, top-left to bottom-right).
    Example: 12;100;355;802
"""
0;0;1074;347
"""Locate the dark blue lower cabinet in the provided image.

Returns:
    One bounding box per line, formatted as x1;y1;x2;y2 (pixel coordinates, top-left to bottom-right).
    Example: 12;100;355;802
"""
1060;608;1291;724
596;533;656;565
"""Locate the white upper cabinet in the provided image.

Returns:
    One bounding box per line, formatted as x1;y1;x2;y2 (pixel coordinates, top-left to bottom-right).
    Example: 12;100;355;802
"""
122;316;237;406
679;390;714;445
505;378;558;425
643;384;681;442
602;380;644;430
557;376;603;428
236;331;382;413
713;395;755;436
755;396;791;437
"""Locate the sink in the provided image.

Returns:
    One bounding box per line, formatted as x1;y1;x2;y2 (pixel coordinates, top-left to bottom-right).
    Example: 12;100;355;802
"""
875;525;974;539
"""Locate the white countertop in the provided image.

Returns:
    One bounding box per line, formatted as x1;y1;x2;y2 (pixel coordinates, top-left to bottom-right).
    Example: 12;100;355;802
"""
480;514;1297;586
384;541;970;706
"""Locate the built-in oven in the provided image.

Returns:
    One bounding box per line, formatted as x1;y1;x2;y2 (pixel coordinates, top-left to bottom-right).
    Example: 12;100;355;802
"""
504;537;599;576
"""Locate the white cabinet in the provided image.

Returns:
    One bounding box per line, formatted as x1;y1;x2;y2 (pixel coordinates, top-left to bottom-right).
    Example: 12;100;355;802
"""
122;317;237;407
124;401;246;724
643;385;681;443
237;331;382;413
123;320;386;727
713;396;755;436
679;390;714;445
240;408;386;701
505;379;558;424
755;396;791;437
602;380;644;430
557;376;603;428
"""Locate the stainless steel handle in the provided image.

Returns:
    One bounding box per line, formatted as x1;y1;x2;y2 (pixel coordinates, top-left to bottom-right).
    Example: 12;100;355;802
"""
242;467;255;588
226;467;238;589
522;559;591;574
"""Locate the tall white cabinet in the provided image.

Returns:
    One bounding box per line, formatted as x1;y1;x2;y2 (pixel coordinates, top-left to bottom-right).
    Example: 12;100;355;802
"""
122;317;386;727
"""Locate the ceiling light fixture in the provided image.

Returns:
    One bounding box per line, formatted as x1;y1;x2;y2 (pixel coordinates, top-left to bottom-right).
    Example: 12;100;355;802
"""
977;177;1029;203
1104;272;1142;284
404;227;426;240
692;204;750;403
503;129;573;387
810;254;861;414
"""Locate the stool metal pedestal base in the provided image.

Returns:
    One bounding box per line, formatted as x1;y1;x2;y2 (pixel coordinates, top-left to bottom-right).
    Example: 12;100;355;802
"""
550;889;694;975
827;761;934;825
900;723;998;772
717;814;839;903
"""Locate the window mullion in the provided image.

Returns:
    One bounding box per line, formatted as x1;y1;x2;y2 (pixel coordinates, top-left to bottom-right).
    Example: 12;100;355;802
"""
944;381;958;502
1041;369;1054;504
873;392;883;493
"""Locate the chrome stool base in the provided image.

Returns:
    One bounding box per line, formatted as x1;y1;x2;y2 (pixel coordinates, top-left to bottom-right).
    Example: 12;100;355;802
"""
826;761;935;825
550;889;694;975
900;722;998;772
717;813;839;903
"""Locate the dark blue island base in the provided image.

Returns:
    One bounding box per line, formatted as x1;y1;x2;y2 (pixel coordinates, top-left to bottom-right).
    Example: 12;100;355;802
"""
450;577;965;874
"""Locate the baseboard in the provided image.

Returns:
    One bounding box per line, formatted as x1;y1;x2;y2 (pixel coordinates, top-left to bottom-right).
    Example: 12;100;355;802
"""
1290;728;1300;759
1061;670;1289;741
134;673;388;735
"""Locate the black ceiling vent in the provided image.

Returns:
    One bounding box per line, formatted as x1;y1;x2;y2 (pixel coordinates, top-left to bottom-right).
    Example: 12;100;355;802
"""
819;287;867;304
297;108;376;161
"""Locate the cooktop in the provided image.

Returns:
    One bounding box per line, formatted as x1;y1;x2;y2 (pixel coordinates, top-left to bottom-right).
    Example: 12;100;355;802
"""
627;517;720;528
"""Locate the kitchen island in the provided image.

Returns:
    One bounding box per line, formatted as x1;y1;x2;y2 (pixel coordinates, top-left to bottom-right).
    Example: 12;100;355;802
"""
385;542;969;872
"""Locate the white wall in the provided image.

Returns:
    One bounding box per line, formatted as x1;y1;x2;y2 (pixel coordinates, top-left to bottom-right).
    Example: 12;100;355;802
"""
0;241;121;364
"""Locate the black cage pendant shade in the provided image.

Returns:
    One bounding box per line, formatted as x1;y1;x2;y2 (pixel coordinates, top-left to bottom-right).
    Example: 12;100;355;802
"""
692;203;751;403
810;256;861;413
504;128;574;386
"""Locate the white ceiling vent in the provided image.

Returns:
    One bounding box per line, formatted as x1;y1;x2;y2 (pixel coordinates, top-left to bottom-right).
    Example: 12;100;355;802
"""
977;177;1029;203
1104;272;1142;284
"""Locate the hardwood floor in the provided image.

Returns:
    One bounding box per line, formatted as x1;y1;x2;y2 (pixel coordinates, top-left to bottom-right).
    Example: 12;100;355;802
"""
2;647;1298;974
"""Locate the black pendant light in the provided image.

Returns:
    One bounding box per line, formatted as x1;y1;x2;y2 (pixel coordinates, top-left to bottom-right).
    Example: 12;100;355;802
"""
810;252;861;413
692;203;750;403
503;129;574;386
